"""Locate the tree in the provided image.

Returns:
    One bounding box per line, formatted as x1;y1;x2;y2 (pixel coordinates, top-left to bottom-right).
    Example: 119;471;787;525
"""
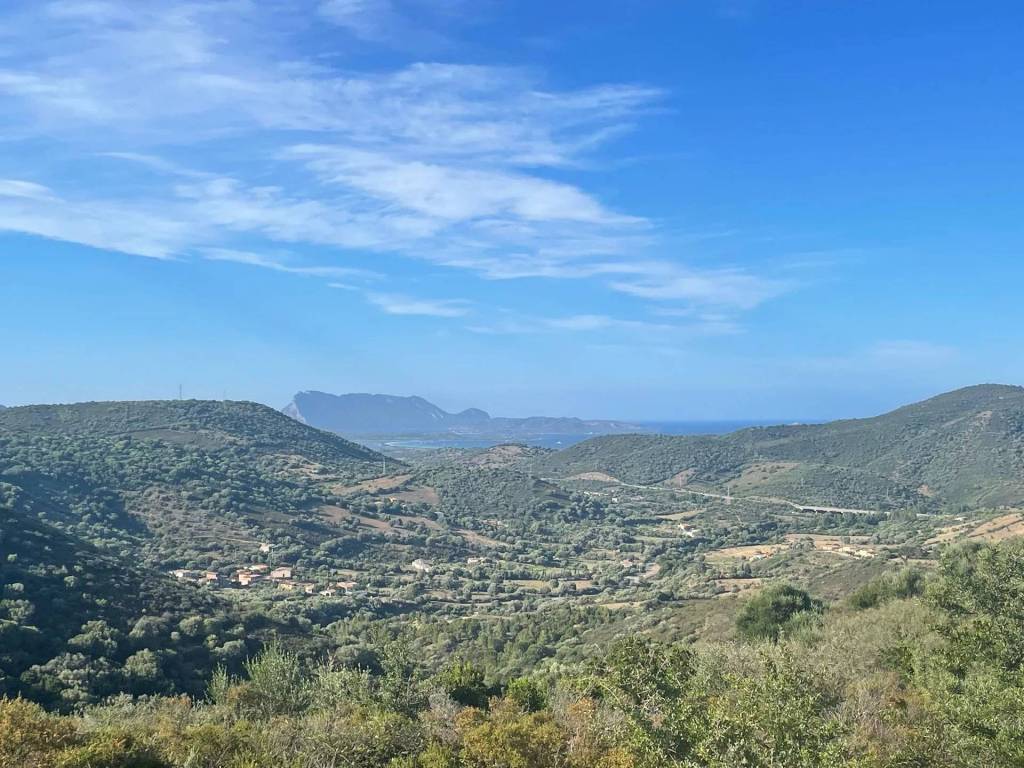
435;659;492;709
735;584;820;642
919;540;1024;767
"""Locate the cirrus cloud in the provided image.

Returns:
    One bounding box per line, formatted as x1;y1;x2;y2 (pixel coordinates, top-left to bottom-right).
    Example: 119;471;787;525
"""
0;0;787;327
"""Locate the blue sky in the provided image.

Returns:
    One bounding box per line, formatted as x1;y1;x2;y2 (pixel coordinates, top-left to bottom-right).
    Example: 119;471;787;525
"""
1;0;1022;420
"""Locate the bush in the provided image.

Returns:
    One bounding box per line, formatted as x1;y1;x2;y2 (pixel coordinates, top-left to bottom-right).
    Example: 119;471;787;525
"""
848;567;926;610
0;697;77;768
736;584;821;642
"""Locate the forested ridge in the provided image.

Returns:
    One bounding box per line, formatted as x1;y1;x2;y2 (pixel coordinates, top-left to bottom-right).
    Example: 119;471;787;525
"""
541;384;1024;509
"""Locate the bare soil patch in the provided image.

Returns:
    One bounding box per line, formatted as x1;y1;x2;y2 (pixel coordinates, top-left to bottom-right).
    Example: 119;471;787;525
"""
968;512;1024;542
567;471;621;483
705;543;789;564
334;473;413;495
387;485;440;505
664;469;696;487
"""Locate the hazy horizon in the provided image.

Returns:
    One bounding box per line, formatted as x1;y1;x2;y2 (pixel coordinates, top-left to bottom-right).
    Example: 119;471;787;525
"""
2;382;1013;426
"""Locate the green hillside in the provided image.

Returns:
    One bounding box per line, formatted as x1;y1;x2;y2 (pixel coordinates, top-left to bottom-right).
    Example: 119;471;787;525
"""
0;400;391;566
540;384;1024;510
0;401;387;708
0;496;297;710
0;399;384;464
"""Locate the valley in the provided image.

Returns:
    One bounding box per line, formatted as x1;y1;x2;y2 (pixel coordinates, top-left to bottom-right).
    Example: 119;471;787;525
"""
4;386;1022;708
4;386;1024;766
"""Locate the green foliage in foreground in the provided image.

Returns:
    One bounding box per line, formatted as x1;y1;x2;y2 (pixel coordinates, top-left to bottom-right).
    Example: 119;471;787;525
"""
4;539;1024;768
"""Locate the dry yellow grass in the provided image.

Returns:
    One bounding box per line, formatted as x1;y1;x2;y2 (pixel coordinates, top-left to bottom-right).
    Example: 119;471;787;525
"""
925;522;972;546
705;543;789;563
968;512;1024;542
657;509;702;521
567;471;621;483
387;485;440;505
726;461;800;491
457;528;505;548
714;577;764;596
333;473;413;495
783;533;877;558
664;468;697;487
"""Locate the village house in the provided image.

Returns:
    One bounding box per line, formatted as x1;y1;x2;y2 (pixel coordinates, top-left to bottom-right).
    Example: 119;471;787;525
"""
411;558;433;573
203;571;219;583
270;566;293;580
467;556;487;565
249;564;270;572
277;580;315;594
259;543;273;553
234;570;263;586
170;569;203;581
318;588;337;597
335;580;357;593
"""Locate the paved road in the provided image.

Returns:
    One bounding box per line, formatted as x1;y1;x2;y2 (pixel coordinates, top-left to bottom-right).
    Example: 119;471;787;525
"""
551;475;888;516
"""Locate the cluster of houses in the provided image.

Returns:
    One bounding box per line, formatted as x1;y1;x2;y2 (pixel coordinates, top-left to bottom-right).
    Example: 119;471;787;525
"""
169;569;220;584
171;562;358;597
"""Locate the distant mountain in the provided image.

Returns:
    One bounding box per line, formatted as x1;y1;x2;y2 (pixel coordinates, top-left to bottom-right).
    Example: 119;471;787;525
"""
283;391;645;437
540;384;1024;511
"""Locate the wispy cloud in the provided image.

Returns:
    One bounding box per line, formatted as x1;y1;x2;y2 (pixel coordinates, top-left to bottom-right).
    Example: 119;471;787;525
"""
0;179;55;201
366;292;471;317
611;267;789;309
0;0;787;324
466;310;736;338
317;0;458;49
202;248;379;281
98;152;213;179
0;178;191;259
287;145;638;225
319;0;403;40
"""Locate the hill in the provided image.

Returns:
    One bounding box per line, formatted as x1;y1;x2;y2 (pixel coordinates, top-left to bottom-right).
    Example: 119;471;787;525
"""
0;399;383;464
0;400;392;706
0;494;301;709
283;390;644;437
0;400;393;567
540;384;1024;510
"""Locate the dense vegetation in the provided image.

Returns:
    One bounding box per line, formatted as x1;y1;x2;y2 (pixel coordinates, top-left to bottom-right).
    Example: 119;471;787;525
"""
4;540;1023;767
540;384;1024;510
3;389;1024;766
0;401;387;706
